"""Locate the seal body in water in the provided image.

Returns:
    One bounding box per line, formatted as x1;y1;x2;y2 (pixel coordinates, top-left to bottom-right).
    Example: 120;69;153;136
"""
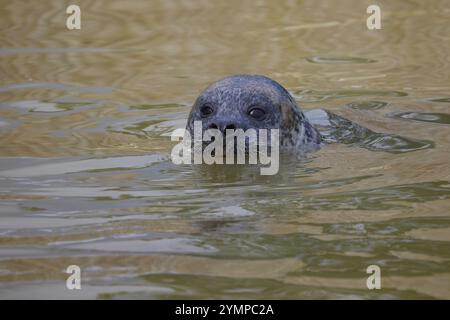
186;74;321;153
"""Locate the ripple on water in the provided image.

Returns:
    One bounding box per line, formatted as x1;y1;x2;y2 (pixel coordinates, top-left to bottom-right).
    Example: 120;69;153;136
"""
108;104;187;138
204;205;256;218
346;101;388;110
293;89;407;103
129;103;187;110
109;118;187;138
387;111;450;125
305;56;377;64
428;97;450;103
297;181;450;211
313;110;434;153
65;238;218;254
0;47;131;56
0;82;112;94
0;154;165;177
0;119;10;128
362;133;434;153
0;99;97;113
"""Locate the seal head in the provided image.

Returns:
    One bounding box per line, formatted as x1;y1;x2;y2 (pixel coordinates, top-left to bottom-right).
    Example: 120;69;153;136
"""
186;74;321;152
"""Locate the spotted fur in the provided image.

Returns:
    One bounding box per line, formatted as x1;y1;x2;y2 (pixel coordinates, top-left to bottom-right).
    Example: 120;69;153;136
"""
186;74;321;153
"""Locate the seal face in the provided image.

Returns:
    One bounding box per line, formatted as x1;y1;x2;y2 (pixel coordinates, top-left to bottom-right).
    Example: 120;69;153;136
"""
186;74;321;152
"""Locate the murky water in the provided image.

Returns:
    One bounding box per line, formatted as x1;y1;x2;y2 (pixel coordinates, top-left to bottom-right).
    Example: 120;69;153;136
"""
1;0;450;299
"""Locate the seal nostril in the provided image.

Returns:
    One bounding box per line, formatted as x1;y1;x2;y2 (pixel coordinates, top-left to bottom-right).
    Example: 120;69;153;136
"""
225;124;236;131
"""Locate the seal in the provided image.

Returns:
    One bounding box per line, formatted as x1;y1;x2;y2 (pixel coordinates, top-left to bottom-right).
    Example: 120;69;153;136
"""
186;74;321;153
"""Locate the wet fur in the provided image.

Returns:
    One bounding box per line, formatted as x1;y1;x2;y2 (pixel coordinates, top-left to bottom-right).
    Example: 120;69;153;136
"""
186;75;321;153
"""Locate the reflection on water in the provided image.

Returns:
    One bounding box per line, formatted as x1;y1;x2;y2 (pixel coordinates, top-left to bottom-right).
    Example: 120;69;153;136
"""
387;111;450;125
308;109;435;153
305;56;378;64
293;89;408;103
346;101;388;110
0;0;450;299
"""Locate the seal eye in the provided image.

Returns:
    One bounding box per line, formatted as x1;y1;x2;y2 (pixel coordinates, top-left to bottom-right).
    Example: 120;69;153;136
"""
200;104;214;117
248;107;266;120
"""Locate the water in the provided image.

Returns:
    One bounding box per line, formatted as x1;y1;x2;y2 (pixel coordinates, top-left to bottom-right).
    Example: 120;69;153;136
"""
0;0;449;299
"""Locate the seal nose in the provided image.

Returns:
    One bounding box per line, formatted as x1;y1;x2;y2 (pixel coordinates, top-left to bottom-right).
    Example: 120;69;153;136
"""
208;122;237;133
